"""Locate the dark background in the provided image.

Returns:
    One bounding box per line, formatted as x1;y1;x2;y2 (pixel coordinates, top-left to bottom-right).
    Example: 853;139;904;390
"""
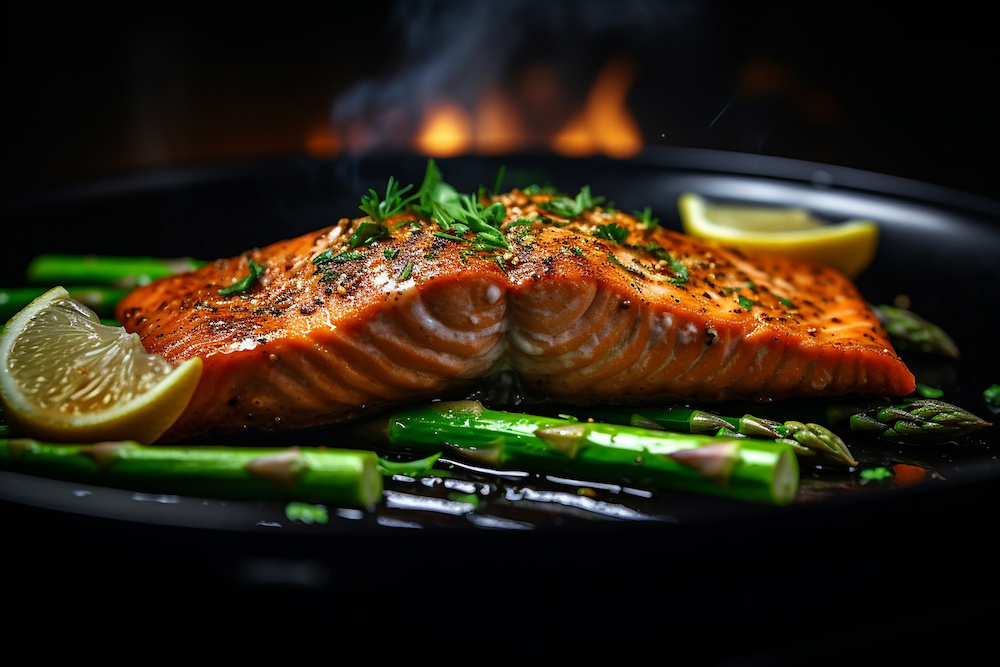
2;3;998;660
2;1;997;203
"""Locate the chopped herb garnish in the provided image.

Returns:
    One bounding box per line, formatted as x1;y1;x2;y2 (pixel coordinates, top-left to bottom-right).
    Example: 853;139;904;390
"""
916;383;945;399
410;159;459;224
411;160;509;250
570;247;585;257
982;383;1000;414
349;221;389;248
593;223;629;244
434;231;471;243
522;183;557;196
284;501;329;525
391;219;423;231
319;269;340;283
470;237;506;253
737;294;758;310
359;175;417;222
643;243;689;285
633;207;659;229
384;248;399;260
778;296;796;308
492;165;506;196
219;258;265;296
859;467;892;484
507;218;535;229
398;259;414;280
606;253;641;275
313;249;365;265
541;185;605;218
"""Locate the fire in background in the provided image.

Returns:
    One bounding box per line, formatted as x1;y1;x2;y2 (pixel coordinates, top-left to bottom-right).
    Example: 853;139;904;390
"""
3;2;994;200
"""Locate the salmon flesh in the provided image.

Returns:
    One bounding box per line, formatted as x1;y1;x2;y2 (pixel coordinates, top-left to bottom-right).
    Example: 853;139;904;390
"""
116;175;914;442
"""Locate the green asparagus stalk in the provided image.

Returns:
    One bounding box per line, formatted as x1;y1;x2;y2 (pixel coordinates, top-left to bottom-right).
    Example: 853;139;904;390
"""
590;395;992;451
827;398;992;444
25;254;205;288
359;400;799;506
0;438;384;510
872;303;960;358
585;406;858;467
1;285;131;322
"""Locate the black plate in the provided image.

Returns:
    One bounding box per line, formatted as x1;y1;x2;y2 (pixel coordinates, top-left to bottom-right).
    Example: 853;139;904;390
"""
2;149;998;659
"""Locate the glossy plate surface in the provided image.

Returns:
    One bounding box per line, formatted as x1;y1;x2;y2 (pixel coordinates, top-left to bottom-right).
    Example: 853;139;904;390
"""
2;149;997;657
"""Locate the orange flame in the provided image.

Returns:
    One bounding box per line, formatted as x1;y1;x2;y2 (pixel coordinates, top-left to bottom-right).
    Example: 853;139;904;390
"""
414;101;474;157
305;123;341;157
472;87;529;155
318;55;644;159
551;57;642;158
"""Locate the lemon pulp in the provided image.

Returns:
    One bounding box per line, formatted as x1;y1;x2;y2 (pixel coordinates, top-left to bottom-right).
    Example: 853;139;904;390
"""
678;193;879;279
0;287;201;444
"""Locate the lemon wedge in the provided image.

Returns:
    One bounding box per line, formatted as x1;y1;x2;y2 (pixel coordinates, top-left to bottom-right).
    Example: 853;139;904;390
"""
0;287;201;444
678;193;879;279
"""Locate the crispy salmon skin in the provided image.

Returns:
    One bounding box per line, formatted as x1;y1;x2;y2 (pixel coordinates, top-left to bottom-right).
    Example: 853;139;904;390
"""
116;169;914;441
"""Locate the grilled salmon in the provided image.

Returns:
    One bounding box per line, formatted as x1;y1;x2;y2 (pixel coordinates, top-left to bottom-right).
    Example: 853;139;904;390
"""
116;166;915;442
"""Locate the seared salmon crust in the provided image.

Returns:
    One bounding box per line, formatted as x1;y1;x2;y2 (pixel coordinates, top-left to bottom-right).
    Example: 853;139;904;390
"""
117;188;915;442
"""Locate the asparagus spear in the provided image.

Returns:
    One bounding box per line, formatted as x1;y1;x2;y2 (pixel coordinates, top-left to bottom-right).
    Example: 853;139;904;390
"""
359;400;799;506
25;254;205;288
585;406;858;466
827;398;992;444
1;285;130;322
0;438;384;510
591;396;991;451
872;303;960;358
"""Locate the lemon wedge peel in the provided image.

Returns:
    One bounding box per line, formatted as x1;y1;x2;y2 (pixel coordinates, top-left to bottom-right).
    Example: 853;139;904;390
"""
0;287;202;445
678;193;879;279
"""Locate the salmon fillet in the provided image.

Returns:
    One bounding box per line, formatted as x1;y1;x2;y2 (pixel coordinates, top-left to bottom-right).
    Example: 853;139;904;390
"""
116;174;915;442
